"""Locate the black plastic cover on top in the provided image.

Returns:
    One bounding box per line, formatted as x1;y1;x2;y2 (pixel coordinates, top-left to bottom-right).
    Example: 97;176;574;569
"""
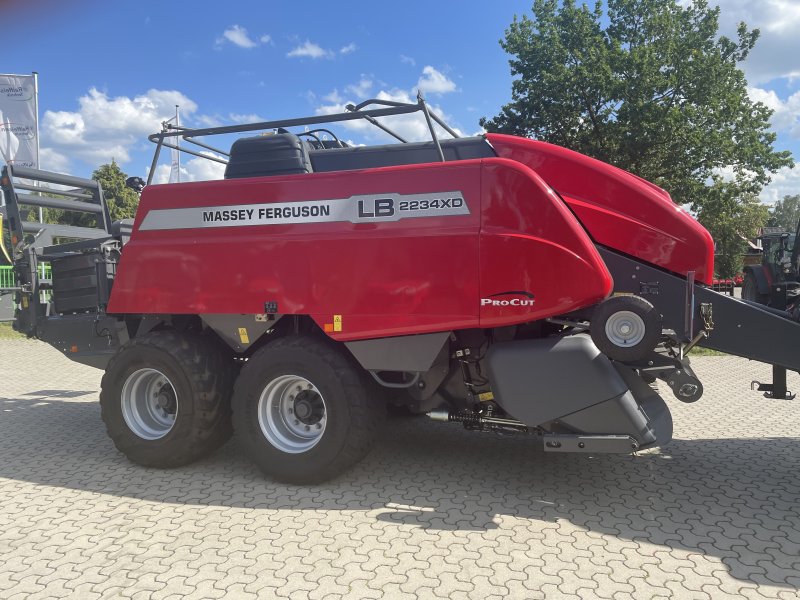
309;137;496;173
224;133;312;179
223;135;497;180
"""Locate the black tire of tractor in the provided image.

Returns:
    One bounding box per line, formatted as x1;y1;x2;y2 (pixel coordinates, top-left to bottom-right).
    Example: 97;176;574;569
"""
590;295;662;362
231;336;385;484
100;330;234;468
742;272;768;305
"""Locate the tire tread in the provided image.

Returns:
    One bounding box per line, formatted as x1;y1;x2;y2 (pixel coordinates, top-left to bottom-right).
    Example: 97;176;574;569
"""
100;330;233;468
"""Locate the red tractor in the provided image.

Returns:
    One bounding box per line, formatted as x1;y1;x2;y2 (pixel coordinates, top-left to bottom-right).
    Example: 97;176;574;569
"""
2;95;799;483
743;223;800;317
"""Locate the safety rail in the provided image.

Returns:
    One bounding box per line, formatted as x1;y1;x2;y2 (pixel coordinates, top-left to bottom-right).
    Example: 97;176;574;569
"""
146;92;460;185
1;165;112;247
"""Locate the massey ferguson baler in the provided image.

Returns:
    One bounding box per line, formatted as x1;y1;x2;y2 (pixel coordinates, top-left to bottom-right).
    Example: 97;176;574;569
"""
3;95;799;483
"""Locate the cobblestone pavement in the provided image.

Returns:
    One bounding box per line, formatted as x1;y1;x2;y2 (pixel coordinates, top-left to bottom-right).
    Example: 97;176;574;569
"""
0;339;798;599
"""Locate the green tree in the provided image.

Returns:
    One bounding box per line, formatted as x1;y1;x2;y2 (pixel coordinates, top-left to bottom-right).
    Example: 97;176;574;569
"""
767;194;800;231
39;160;139;227
482;0;793;274
92;160;139;222
694;183;768;277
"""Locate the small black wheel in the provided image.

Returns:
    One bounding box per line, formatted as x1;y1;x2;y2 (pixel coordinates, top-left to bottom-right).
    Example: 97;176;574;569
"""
590;295;661;362
742;272;768;305
100;330;234;468
231;336;385;484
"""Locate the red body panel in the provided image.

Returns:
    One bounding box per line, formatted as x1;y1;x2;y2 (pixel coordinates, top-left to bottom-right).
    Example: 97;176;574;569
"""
479;159;612;327
108;158;610;340
487;134;715;285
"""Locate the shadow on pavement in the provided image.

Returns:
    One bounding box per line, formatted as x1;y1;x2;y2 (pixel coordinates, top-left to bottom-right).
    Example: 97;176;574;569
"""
1;395;798;587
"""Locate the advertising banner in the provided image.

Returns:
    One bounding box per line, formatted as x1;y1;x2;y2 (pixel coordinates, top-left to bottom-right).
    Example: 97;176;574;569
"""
0;73;38;169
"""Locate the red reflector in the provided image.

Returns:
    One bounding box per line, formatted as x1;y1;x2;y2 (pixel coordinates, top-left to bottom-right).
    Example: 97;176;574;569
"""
70;345;78;353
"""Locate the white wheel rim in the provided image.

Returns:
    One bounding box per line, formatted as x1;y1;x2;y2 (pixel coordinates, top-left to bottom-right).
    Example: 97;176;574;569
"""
604;310;646;347
121;368;177;440
257;375;327;454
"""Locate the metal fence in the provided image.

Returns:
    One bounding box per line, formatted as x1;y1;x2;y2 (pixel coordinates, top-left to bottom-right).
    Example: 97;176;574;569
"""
0;266;15;289
1;264;52;288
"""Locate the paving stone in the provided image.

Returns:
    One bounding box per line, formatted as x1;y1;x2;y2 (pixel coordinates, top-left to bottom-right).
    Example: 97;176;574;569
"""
0;340;798;598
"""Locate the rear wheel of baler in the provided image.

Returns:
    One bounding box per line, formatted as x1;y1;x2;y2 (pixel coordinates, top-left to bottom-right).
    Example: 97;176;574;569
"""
231;336;385;484
100;330;234;468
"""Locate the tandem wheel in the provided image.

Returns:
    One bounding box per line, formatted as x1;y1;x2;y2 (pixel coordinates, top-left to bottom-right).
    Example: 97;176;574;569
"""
99;330;234;468
231;336;386;484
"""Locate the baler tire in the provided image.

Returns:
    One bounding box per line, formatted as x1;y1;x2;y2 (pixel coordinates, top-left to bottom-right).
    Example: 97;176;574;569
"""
100;330;234;468
231;336;385;484
742;272;768;305
591;295;661;362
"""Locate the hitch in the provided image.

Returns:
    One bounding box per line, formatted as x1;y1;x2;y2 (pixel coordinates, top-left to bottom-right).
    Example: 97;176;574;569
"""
752;365;795;400
631;351;704;403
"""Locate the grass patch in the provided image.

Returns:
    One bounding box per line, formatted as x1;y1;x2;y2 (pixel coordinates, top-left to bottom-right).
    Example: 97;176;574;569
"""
687;346;727;357
0;322;25;340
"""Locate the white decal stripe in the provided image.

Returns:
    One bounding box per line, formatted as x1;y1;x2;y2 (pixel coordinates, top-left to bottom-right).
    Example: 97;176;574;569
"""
138;192;469;231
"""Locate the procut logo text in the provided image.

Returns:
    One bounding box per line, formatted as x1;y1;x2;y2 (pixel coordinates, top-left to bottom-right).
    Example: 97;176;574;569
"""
480;291;536;307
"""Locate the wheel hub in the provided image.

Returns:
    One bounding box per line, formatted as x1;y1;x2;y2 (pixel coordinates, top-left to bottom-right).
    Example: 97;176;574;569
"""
120;368;178;440
605;310;646;347
293;390;324;425
257;375;327;454
156;386;177;414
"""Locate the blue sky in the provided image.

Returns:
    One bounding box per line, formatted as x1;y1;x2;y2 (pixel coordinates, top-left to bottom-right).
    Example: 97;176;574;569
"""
4;0;800;203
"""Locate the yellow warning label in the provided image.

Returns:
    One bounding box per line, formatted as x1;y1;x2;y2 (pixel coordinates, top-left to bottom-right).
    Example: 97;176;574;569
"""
238;327;250;344
478;391;495;402
333;314;342;332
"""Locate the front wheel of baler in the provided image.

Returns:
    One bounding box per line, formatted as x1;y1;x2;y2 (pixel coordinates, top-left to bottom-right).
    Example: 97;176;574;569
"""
590;295;662;362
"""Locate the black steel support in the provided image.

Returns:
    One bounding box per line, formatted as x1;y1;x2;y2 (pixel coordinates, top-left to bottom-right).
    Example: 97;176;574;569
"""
417;92;445;162
752;365;795;400
598;246;800;372
147;138;165;186
149;104;421;142
9;166;100;190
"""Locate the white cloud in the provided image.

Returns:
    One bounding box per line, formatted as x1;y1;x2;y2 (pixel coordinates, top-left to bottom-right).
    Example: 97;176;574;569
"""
38;146;71;174
316;86;462;144
229;113;266;124
215;25;270;50
314;68;464;143
417;66;457;95
748;86;800;138
759;164;800;204
323;89;343;104
400;54;416;66
345;78;372;99
40;87;198;170
287;40;333;59
339;43;357;55
151;152;227;184
195;114;224;128
711;1;800;83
